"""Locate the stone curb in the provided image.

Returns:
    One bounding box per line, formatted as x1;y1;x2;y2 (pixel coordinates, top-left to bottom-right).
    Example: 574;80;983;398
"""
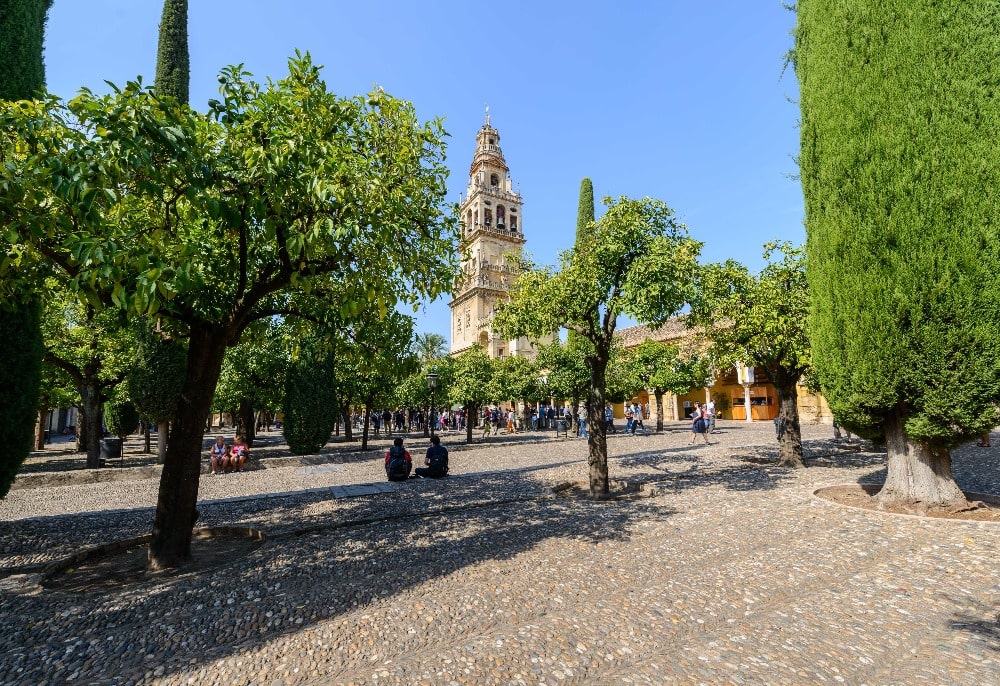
812;483;1000;526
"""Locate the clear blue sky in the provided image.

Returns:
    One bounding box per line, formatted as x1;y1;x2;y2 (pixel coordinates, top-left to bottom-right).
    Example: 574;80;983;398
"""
43;1;802;340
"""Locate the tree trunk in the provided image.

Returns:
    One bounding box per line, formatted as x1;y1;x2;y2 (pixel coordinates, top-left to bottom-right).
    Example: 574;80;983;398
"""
878;410;967;511
360;400;372;451
156;421;169;464
465;402;476;444
774;378;803;468
80;383;103;469
654;389;664;432
585;356;610;498
340;407;353;441
35;408;47;450
238;396;255;447
148;327;227;570
143;421;151;454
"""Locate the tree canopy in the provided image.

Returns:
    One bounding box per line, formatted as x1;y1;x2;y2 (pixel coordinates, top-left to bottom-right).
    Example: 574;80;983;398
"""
0;0;51;497
796;0;1000;507
689;242;810;466
0;53;458;566
495;196;700;495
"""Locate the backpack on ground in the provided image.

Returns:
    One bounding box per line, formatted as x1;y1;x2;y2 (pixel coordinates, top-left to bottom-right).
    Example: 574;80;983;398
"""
386;446;409;480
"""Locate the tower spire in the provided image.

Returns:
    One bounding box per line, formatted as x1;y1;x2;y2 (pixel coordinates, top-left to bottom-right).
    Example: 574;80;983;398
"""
484;104;490;126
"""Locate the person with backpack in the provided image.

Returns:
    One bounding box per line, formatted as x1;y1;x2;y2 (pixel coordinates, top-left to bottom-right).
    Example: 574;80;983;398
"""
415;435;449;478
384;437;412;481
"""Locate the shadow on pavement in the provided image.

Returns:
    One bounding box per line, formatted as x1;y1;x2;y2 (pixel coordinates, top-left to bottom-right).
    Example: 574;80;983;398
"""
950;608;1000;653
0;469;673;684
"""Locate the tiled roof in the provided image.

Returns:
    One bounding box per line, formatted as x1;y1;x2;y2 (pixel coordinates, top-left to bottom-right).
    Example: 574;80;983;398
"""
615;318;692;348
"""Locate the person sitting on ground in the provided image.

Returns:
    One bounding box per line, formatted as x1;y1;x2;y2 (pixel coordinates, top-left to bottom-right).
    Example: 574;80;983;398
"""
209;435;230;474
415;435;449;478
385;436;412;481
230;434;249;471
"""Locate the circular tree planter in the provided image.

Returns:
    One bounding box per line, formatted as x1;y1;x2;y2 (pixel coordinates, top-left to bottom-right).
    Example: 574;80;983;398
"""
814;484;1000;523
41;527;266;593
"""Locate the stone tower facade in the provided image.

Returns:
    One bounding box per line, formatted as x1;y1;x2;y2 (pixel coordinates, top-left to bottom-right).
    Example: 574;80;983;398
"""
449;113;545;359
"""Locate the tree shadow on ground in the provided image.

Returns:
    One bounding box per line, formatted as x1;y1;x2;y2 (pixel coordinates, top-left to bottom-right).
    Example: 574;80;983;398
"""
609;439;886;495
0;470;672;684
950;610;1000;652
611;447;792;493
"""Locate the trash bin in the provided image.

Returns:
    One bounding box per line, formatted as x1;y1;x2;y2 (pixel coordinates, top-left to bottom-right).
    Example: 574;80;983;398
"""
100;437;122;459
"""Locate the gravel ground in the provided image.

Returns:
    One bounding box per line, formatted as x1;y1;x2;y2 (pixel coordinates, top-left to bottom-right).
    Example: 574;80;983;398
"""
1;421;998;685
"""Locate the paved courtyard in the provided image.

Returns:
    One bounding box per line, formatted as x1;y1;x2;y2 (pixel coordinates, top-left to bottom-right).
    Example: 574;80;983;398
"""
1;421;998;685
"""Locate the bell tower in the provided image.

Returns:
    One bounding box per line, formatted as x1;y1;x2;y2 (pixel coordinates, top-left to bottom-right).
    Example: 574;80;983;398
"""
450;111;545;359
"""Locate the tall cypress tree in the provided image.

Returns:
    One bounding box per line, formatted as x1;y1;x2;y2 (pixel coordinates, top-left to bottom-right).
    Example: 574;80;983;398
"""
0;0;50;497
796;0;1000;509
575;177;595;244
0;0;51;101
155;0;189;104
566;178;596;354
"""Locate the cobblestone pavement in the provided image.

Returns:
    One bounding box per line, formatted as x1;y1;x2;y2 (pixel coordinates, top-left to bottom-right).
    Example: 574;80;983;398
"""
1;422;998;685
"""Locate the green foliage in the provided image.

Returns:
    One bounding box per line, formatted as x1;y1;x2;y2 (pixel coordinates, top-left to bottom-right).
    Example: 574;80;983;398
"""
129;328;186;424
495;197;700;344
0;0;49;497
535;337;591;402
489;354;537;403
40;283;137;401
0;297;43;498
282;348;338;455
0;0;51;100
0;52;459;563
0;54;458;321
689;242;810;386
575;177;595;244
494;196;700;494
627;339;709;398
38;359;77;410
155;0;189;104
411;332;448;364
796;0;1000;445
448;345;493;409
214;320;290;415
604;345;636;403
104;389;140;440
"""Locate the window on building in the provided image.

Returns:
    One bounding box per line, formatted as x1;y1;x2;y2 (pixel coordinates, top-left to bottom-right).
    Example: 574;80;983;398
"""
490;174;499;187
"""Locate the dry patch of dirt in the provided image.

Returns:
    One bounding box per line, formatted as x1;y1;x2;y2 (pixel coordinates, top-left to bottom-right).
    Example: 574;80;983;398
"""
43;528;266;594
816;484;1000;522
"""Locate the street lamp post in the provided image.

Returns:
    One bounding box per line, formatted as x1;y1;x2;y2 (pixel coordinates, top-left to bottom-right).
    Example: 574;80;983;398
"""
426;371;439;438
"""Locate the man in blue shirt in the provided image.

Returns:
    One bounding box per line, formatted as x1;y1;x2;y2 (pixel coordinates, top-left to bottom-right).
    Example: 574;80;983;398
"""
415;435;449;478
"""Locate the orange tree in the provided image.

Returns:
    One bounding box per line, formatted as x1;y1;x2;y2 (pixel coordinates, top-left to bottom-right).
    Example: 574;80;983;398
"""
0;54;457;567
494;197;700;497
